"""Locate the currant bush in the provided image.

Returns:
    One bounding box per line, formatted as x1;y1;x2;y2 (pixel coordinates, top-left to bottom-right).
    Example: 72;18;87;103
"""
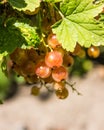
0;0;104;101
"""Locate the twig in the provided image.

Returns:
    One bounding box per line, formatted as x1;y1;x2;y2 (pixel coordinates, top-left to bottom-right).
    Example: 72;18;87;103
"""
65;81;82;95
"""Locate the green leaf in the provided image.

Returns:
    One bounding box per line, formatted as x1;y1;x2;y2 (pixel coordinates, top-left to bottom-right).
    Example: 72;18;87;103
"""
60;0;79;16
0;17;40;54
14;22;40;47
52;0;104;52
60;0;104;16
99;13;104;22
8;0;40;12
0;19;27;53
44;0;62;3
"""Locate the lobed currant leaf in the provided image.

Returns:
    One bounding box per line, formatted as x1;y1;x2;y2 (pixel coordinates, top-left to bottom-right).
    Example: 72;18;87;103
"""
52;0;104;52
44;0;62;3
8;0;40;12
0;17;40;54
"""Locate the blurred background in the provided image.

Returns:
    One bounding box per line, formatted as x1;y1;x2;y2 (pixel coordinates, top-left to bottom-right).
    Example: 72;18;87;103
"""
0;47;104;130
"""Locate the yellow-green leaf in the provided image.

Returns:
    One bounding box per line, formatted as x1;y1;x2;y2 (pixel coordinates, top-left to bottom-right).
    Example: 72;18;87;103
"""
52;0;104;52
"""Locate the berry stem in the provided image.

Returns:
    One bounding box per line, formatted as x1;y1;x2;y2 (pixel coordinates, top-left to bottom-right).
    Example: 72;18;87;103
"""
41;34;53;52
65;81;82;95
53;4;64;19
45;85;54;93
41;79;53;92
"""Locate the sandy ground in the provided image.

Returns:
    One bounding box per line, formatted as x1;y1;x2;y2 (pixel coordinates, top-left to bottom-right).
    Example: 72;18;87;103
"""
0;65;104;130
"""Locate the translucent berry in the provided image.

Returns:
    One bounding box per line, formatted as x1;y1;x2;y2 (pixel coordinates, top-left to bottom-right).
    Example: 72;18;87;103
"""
45;51;63;68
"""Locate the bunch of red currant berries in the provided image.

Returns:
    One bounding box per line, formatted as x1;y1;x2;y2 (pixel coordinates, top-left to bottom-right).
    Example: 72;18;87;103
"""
9;33;100;99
